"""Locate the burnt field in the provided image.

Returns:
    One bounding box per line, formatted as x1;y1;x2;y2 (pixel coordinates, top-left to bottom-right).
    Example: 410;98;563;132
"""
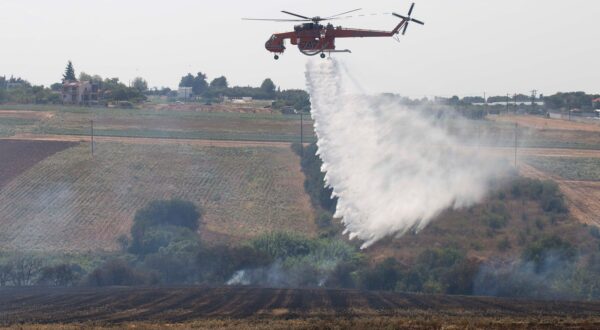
0;140;76;188
1;286;600;327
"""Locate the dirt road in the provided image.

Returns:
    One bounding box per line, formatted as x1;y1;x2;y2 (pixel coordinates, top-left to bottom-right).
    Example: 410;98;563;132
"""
3;133;296;148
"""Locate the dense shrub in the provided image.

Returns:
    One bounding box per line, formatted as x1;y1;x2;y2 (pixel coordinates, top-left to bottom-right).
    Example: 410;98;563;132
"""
522;236;576;272
37;264;82;286
129;199;202;255
297;144;337;213
509;178;567;213
86;259;155;286
250;232;314;260
360;258;402;291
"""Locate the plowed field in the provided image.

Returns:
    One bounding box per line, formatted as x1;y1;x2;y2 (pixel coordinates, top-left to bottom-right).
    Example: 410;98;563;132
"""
0;140;76;188
1;286;599;328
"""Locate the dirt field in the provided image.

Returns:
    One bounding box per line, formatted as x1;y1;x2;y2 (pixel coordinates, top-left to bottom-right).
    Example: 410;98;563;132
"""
0;141;315;251
491;114;600;132
0;140;76;188
1;286;599;329
0;110;54;120
519;163;600;227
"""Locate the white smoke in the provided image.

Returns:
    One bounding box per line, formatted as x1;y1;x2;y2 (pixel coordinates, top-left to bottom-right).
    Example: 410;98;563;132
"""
306;59;506;248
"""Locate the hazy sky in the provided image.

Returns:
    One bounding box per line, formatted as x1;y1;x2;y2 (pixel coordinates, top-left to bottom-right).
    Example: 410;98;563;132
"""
1;0;598;97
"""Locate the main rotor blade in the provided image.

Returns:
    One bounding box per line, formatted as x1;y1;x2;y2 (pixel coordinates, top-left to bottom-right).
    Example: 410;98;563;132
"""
325;8;362;19
402;23;409;35
393;13;408;20
242;18;309;22
408;3;415;16
411;18;425;25
281;10;311;20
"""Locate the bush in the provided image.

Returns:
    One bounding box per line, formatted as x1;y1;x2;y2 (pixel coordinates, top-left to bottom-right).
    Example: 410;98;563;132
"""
37;264;82;286
522;236;576;272
86;259;155;286
133;225;200;256
485;212;508;230
539;181;567;213
129;199;202;255
132;199;201;232
590;227;600;240
299;144;337;213
360;258;402;291
509;178;567;213
497;237;512;251
250;232;314;260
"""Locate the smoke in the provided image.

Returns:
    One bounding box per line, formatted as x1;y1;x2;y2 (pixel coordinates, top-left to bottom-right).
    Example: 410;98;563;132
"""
226;259;336;288
305;59;507;248
473;255;579;300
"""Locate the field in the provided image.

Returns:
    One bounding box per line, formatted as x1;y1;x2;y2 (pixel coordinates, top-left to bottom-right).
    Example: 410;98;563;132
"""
1;286;600;329
0;140;76;188
1;108;600;328
0;140;315;251
0;105;316;143
2;107;600;251
492;114;600;132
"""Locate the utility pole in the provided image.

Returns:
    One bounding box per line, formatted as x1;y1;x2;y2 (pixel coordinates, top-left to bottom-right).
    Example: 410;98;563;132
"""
300;112;304;157
514;123;518;168
506;93;510;114
483;91;487;117
91;120;94;157
531;89;538;112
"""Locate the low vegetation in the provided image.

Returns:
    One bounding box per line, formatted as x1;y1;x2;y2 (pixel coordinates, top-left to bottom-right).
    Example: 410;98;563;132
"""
1;173;600;301
526;156;600;181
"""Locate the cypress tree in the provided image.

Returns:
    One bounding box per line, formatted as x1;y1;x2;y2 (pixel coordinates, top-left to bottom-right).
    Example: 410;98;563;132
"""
63;61;77;82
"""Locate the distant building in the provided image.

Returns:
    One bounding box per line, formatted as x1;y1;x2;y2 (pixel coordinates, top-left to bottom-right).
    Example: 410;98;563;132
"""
62;80;99;105
281;106;296;114
224;96;253;103
177;87;193;100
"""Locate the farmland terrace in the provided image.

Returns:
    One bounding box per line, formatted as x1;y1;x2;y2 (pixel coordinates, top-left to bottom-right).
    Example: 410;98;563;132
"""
0;141;315;251
1;286;599;328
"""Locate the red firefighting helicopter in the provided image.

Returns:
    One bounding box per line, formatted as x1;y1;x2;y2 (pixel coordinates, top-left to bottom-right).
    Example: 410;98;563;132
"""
243;3;424;60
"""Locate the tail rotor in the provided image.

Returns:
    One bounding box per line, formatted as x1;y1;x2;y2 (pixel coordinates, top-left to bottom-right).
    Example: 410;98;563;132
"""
393;3;424;35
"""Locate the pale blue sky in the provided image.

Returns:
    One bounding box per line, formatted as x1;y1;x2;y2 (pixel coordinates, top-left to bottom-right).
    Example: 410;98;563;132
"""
0;0;598;97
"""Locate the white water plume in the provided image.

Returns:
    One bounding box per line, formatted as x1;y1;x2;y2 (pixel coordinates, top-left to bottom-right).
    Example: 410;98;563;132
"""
306;59;506;248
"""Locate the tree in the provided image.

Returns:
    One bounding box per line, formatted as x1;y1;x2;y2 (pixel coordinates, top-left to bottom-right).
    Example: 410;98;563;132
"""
210;76;228;89
8;254;43;286
129;199;202;255
132;77;148;92
179;73;195;88
79;72;102;83
260;78;276;98
86;259;153;286
179;72;208;95
37;264;81;286
62;61;77;82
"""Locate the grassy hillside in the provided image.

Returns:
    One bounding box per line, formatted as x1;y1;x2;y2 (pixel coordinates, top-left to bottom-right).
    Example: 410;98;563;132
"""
0;141;315;252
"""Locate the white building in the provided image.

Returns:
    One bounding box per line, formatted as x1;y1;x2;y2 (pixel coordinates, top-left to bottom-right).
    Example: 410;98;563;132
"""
177;87;193;100
62;81;98;105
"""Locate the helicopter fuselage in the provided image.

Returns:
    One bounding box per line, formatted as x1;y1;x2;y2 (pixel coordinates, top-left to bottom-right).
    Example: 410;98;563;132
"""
265;21;405;56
